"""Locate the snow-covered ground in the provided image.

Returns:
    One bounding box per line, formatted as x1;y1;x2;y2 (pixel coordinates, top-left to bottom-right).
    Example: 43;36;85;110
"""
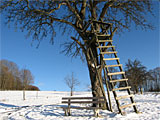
0;91;159;120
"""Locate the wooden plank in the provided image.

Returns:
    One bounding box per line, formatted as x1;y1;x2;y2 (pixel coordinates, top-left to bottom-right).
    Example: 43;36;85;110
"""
97;46;115;48
108;72;125;76
62;101;105;104
97;34;110;36
112;86;131;91
97;36;110;40
101;51;117;54
116;94;134;100
110;79;128;83
120;103;136;109
103;58;119;61
105;64;122;67
98;40;113;42
62;107;104;110
62;97;104;99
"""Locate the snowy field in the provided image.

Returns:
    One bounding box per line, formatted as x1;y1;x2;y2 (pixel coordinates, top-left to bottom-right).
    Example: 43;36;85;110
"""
0;91;160;120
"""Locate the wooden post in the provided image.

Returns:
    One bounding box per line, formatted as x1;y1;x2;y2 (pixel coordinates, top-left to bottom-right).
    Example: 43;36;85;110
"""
140;88;143;94
94;109;99;117
68;98;71;116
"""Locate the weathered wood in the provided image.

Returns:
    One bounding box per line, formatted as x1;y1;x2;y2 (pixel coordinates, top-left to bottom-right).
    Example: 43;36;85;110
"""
103;58;119;61
97;46;115;48
98;40;113;42
62;101;105;104
109;79;128;83
120;103;136;109
97;34;110;36
101;51;117;54
93;21;139;114
62;107;104;109
61;97;105;117
108;72;125;76
112;86;131;91
108;42;139;113
62;97;104;100
105;64;122;67
93;21;139;115
97;36;110;40
116;94;134;100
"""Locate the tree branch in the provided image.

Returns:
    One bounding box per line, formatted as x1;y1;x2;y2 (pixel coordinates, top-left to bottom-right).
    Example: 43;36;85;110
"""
71;36;85;51
110;26;118;39
99;1;114;21
48;2;66;14
25;0;66;15
66;1;82;21
50;17;74;27
79;0;87;20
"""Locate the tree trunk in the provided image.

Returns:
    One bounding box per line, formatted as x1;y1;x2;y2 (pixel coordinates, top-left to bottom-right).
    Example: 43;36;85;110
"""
84;43;109;110
23;86;25;100
135;85;139;94
140;87;143;94
71;88;73;96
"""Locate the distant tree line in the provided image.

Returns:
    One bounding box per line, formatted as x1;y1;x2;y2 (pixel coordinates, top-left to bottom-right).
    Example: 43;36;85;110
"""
144;67;160;92
0;59;39;91
117;59;160;93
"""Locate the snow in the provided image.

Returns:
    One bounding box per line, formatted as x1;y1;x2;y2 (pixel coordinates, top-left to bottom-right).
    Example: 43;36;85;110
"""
0;91;160;120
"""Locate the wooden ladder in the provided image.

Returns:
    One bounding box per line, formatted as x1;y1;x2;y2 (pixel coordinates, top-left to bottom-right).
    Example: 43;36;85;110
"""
95;33;139;115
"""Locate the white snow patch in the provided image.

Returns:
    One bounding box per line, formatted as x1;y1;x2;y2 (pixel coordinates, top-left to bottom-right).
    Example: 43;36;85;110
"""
0;91;159;120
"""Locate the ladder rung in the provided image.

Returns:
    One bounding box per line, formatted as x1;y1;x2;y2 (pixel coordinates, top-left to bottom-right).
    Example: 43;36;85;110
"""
108;72;125;76
112;86;131;91
105;64;122;67
101;51;117;54
97;35;110;40
120;103;136;109
97;46;115;48
98;40;113;42
116;94;134;100
110;79;128;83
103;58;119;61
97;34;110;36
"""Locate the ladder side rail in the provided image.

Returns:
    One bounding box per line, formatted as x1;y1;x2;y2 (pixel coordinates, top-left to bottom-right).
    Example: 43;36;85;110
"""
98;45;123;113
92;20;138;113
91;21;127;114
104;61;122;113
91;26;122;113
110;42;138;113
99;49;122;113
101;54;113;112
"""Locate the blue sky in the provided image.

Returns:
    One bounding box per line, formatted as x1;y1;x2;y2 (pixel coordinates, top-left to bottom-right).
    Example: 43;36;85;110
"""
0;3;159;91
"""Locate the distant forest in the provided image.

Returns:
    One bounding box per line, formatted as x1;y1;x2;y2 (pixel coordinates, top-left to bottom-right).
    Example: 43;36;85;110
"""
0;60;39;91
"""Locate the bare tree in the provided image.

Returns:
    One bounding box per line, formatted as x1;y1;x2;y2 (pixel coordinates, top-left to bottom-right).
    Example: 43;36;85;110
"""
0;0;156;109
0;60;37;91
20;68;34;100
0;60;21;90
0;64;9;90
120;59;149;94
64;72;80;96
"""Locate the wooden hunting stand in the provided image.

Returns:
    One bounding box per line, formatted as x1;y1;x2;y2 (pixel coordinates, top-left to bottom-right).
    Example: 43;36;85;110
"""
87;20;139;115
